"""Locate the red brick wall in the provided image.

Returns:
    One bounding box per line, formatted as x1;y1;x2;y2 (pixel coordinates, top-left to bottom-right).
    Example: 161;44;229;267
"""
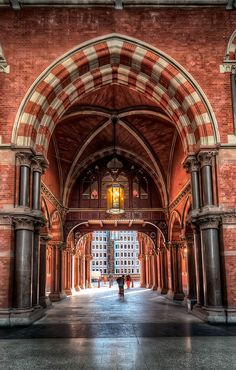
0;224;14;308
42;139;61;201
169;136;188;202
221;224;236;307
0;7;235;145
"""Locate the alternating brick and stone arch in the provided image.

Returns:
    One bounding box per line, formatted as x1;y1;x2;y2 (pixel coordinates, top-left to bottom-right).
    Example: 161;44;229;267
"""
12;34;219;156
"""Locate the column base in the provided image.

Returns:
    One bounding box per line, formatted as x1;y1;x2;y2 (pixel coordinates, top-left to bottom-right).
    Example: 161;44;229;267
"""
49;292;67;301
152;284;157;291
39;295;52;308
167;290;184;301
75;286;81;292
192;305;226;323
225;308;236;323
64;288;73;295
157;287;168;295
146;283;152;289
0;306;45;327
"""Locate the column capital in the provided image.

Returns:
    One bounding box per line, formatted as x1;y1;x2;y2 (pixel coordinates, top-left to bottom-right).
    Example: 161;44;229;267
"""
32;155;49;174
197;150;217;168
12;216;35;231
183;155;200;173
16;152;33;167
198;215;221;230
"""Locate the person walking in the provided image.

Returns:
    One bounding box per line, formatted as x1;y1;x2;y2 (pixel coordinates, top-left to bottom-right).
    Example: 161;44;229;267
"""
116;275;125;299
126;274;131;289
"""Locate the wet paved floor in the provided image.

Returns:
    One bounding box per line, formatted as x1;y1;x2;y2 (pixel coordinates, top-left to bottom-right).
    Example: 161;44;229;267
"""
1;285;236;369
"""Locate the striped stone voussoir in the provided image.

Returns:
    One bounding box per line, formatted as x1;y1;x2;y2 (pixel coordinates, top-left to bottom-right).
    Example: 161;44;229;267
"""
14;35;217;155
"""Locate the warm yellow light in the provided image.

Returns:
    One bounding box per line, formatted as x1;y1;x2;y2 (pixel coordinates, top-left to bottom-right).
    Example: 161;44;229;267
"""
106;183;125;214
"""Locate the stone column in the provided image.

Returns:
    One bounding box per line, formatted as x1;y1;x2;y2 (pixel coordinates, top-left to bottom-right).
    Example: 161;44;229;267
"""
139;256;146;287
13;217;34;309
86;256;91;288
184;155;201;210
159;248;168;294
145;255;150;288
186;238;197;308
16;152;32;207
64;250;72;295
192;224;204;306
81;256;86;289
152;253;157;290
49;243;63;301
200;217;223;308
32;225;40;307
32;157;46;211
39;235;51;308
169;244;184;300
198;151;215;206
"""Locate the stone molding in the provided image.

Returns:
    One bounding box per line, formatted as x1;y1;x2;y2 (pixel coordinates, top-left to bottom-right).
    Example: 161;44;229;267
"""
220;62;236;74
41;182;67;217
169;183;191;212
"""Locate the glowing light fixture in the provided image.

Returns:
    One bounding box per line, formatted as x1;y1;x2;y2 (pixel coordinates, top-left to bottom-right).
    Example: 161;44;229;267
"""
106;116;125;214
107;183;125;214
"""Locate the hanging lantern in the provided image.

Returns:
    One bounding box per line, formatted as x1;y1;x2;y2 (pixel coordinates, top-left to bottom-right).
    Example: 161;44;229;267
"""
106;183;125;214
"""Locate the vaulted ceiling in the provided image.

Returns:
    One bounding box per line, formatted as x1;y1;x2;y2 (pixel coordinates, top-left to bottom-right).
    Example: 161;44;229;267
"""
50;84;181;206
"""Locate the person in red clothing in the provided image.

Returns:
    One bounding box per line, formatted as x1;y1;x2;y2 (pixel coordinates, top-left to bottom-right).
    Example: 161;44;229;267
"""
126;274;131;289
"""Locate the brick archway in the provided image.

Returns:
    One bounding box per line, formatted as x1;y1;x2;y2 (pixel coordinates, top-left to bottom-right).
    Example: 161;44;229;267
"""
12;34;219;155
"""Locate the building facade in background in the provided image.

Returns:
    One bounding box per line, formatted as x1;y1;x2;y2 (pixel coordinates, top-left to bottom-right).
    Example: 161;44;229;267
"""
91;231;140;276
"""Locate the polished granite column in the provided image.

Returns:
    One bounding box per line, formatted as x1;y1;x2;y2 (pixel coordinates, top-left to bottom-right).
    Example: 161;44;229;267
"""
192;224;204;306
16;152;31;207
32;225;40;307
196;151;225;322
184;155;203;307
170;243;184;301
139;256;146;287
185;237;197;309
39;235;51;308
13;217;34;309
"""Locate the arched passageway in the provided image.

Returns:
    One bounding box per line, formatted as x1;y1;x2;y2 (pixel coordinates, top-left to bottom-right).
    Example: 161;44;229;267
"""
0;33;233;326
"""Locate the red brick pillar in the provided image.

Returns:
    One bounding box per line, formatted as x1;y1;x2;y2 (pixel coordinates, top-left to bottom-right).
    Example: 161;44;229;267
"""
139;256;145;287
152;253;157;290
86;256;91;288
145;255;150;288
49;244;62;301
169;244;184;301
158;248;168;294
81;256;86;289
186;238;197;308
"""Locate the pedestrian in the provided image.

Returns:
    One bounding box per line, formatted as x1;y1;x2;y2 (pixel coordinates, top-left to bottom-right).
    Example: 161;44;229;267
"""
116;275;125;299
126;274;131;288
103;276;107;285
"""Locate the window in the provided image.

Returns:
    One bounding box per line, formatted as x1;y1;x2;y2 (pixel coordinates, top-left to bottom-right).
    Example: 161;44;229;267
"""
121;253;123;257
104;261;106;265
124;261;127;265
104;253;106;257
100;253;102;257
100;261;102;265
116;269;119;273
100;246;102;249
137;269;139;273
104;269;107;273
116;261;118;265
96;261;98;265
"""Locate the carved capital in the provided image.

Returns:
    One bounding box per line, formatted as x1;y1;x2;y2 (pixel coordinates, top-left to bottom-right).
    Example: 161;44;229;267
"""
12;216;35;231
198;216;221;230
16;152;32;167
183;155;200;173
32;156;48;174
197;150;217;168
